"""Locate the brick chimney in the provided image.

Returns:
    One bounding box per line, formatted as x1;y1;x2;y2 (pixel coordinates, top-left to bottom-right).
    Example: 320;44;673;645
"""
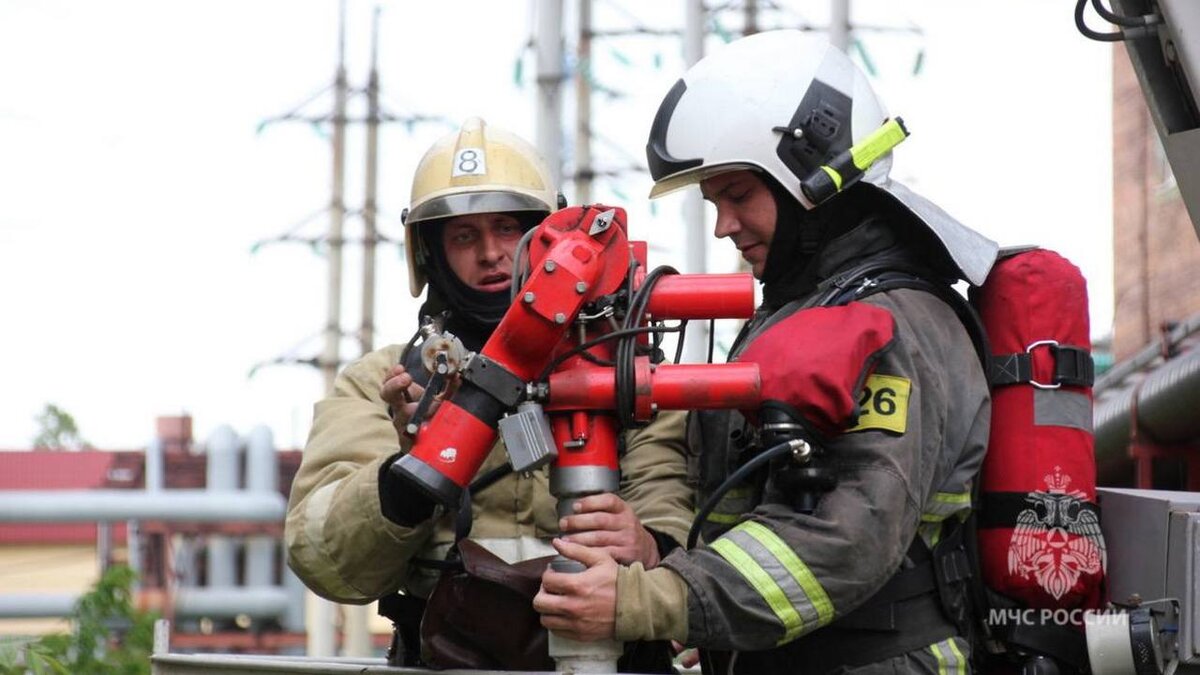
156;415;193;454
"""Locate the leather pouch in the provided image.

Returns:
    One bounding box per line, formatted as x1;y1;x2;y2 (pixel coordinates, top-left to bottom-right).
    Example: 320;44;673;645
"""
421;539;556;670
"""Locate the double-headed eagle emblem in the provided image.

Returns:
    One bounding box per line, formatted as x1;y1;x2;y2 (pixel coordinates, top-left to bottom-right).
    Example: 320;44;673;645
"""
1008;467;1106;600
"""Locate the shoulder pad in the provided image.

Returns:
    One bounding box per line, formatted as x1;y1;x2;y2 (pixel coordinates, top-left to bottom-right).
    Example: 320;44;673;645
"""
735;302;896;437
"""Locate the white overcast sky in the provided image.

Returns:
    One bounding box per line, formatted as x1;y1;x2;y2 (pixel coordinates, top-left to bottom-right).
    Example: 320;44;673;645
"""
0;1;1114;450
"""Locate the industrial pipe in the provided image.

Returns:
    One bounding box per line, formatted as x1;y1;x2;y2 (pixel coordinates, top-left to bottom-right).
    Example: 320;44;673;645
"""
244;425;277;589
206;426;240;588
1095;312;1200;394
0;588;290;620
1094;350;1200;471
145;437;165;492
0;491;285;522
174;587;291;619
0;594;76;618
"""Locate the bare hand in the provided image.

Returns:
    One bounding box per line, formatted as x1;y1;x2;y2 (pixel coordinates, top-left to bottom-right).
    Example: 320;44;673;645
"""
533;538;618;642
672;640;700;668
560;493;660;568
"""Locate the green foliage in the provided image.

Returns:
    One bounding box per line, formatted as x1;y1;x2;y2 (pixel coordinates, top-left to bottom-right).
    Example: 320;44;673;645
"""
0;566;157;674
31;404;89;451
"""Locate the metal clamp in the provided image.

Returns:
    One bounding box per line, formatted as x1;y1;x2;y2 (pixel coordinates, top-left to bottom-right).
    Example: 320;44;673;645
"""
461;353;527;409
788;438;813;463
1025;340;1062;390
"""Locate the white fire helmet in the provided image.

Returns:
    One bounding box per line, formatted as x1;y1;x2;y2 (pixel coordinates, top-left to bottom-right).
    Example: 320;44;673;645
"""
645;30;996;286
404;117;559;297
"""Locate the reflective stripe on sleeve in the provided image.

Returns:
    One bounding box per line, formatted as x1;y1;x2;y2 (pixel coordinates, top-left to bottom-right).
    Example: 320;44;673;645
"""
918;521;943;549
703;485;756;524
709;519;834;644
709;538;804;642
928;638;967;675
919;491;971;549
705;512;742;524
921;490;971;523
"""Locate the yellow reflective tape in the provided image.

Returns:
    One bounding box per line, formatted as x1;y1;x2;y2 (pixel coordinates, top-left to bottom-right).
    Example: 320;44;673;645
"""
705;511;742;524
934;491;971;505
948;638;967;674
924;491;971;526
736;520;835;627
820;165;843;190
848;374;911;434
849;118;909;171
710;538;804;643
929;641;948;675
918;522;943;549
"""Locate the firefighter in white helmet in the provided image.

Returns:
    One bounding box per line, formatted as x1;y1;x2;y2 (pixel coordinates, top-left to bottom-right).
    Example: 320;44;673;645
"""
535;32;999;674
285;118;689;671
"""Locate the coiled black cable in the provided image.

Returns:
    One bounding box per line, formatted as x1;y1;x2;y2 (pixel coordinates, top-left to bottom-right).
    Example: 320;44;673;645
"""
616;266;679;428
1090;0;1158;27
686;440;793;550
535;324;682;383
1074;0;1158;42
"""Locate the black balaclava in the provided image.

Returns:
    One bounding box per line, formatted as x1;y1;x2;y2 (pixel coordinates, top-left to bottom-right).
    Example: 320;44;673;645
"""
415;213;542;352
758;177;884;309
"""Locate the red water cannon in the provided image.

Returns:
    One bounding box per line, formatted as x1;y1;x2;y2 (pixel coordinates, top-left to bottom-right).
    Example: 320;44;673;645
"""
390;205;761;511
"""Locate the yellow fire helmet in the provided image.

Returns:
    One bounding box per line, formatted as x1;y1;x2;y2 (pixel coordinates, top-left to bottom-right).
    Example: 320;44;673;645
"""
404;117;559;297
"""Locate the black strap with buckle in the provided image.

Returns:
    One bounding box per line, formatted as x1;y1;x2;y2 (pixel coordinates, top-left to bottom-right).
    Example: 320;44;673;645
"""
989;344;1094;388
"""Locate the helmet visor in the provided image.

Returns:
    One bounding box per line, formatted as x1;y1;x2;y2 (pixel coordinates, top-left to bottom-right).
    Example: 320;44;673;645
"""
407;191;550;225
648;162;762;199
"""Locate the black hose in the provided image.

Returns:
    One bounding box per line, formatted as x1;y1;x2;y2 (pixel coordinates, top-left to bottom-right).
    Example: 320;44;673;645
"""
616;266;679;428
509;226;540;304
535;325;681;382
1090;0;1158;27
1074;0;1158;41
707;319;716;364
1075;0;1125;41
687;440;793;550
672;319;689;364
398;324;424;368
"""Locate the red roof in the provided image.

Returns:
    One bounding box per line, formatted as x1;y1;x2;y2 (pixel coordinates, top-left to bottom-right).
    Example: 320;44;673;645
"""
0;450;134;544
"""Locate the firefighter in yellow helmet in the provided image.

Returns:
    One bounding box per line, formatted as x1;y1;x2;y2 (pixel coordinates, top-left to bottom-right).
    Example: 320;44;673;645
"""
402;117;562;347
285;118;691;671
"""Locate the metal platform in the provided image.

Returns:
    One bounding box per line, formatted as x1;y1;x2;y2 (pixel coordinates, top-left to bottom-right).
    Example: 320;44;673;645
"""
150;653;558;675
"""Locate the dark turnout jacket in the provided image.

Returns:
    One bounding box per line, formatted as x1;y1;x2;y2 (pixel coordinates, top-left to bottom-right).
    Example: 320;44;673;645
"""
613;219;992;674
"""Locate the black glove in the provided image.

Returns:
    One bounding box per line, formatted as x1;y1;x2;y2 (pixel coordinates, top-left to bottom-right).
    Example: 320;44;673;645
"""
379;453;437;527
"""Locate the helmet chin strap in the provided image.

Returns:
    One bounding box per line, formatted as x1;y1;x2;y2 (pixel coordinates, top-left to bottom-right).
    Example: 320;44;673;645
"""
759;179;872;310
759;178;826;309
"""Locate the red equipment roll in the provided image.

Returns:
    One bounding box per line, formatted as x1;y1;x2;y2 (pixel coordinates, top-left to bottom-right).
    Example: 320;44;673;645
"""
974;249;1105;611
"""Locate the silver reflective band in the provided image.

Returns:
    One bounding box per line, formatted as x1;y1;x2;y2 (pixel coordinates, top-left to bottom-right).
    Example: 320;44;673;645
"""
1033;389;1093;432
406;191;549;224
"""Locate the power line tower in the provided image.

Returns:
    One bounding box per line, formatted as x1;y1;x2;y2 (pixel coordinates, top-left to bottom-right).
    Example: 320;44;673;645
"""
250;2;445;394
247;1;445;658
